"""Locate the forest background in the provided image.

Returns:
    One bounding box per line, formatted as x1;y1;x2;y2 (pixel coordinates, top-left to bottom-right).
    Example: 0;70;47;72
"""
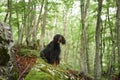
0;0;120;80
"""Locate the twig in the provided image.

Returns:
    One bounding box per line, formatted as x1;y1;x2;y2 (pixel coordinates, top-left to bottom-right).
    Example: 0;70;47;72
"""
15;55;26;63
18;64;31;80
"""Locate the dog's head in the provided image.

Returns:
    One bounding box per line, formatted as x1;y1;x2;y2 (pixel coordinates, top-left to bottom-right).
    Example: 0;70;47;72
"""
53;34;66;45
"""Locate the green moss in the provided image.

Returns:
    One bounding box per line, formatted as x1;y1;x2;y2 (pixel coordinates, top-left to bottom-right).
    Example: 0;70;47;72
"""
18;48;39;57
25;59;70;80
25;69;55;80
13;65;19;80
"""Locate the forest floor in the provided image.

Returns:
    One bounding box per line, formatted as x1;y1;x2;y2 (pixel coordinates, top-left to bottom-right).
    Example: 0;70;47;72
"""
13;45;85;80
13;45;120;80
14;46;37;80
15;53;37;80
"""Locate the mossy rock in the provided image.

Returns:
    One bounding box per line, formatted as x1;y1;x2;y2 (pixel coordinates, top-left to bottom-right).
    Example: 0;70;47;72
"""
25;59;70;80
25;69;55;80
0;22;16;79
0;47;10;65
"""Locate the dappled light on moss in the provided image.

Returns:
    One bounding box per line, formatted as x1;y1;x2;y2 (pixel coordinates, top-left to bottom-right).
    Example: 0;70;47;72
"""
25;70;54;80
25;59;74;80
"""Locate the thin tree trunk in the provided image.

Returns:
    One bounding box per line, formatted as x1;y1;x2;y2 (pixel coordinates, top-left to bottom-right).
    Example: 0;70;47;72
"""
62;9;67;63
4;12;8;23
36;0;44;29
4;0;10;22
28;4;35;46
107;5;116;74
25;0;32;46
26;0;30;46
116;0;120;71
80;0;90;74
40;0;48;50
94;0;103;79
15;1;21;45
32;4;37;45
8;0;12;28
100;22;104;75
4;0;12;28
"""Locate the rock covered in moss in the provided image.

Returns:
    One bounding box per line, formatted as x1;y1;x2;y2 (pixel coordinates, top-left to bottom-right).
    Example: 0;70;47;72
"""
25;59;77;80
0;22;15;80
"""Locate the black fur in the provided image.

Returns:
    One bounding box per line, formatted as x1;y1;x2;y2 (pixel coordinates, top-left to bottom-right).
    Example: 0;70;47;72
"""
40;34;66;65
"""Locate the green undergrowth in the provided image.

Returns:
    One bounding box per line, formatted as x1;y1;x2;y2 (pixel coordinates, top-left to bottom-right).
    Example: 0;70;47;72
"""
18;48;39;57
25;58;74;80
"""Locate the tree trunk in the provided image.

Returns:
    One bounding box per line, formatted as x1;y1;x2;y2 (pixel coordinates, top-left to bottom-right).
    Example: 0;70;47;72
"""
116;0;120;71
36;0;44;29
107;5;116;74
32;4;37;45
4;0;12;29
8;0;12;28
40;0;48;50
25;0;31;46
100;23;104;75
15;3;24;45
61;9;67;63
94;0;103;79
4;0;10;23
80;0;90;74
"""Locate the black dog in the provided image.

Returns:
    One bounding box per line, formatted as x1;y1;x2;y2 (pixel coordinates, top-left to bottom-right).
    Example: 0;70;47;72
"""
40;34;66;66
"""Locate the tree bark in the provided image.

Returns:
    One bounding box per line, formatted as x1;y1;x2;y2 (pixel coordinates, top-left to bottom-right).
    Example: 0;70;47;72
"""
40;0;48;50
4;0;12;29
36;0;44;29
61;9;67;63
15;3;23;45
107;5;116;74
25;0;31;46
32;4;37;45
94;0;103;79
116;0;120;71
4;0;10;23
80;0;90;74
8;0;12;28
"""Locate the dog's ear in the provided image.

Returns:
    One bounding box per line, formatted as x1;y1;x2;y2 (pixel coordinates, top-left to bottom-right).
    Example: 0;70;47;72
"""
61;36;66;44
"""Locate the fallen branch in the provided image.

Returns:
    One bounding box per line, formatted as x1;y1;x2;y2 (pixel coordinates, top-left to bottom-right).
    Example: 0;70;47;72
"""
15;55;26;63
18;64;31;80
